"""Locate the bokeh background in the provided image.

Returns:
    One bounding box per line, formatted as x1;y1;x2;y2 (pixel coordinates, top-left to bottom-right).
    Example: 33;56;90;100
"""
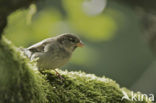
3;0;156;95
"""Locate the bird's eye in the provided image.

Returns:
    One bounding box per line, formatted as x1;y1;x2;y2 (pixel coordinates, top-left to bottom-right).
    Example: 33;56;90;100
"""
69;38;76;43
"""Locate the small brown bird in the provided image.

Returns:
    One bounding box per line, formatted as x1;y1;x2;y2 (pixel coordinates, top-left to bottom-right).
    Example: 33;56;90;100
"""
24;33;84;75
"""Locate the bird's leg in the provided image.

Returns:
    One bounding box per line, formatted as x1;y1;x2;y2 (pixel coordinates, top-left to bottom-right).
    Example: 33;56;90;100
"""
54;69;64;80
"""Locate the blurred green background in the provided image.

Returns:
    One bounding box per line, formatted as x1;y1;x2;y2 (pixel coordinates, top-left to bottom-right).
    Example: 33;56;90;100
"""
4;0;156;95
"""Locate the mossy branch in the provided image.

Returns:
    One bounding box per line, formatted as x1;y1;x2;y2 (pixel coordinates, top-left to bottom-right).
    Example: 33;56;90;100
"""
0;37;151;103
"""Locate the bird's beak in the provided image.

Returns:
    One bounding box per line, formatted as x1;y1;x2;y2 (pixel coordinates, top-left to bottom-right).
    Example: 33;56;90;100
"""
76;41;84;47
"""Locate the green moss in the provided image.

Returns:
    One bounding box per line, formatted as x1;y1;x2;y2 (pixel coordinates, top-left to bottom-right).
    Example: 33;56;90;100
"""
0;37;151;103
0;37;50;103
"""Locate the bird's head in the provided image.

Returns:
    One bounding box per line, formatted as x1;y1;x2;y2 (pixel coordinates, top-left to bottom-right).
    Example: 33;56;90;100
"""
57;33;84;52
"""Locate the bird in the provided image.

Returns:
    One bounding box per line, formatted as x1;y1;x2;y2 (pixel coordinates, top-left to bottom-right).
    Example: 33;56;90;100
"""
23;33;84;75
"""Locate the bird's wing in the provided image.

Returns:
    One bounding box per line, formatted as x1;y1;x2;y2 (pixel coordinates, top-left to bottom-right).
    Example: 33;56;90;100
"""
27;38;53;52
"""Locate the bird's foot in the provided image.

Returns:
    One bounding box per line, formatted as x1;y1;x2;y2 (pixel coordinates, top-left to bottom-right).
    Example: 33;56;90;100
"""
54;69;64;81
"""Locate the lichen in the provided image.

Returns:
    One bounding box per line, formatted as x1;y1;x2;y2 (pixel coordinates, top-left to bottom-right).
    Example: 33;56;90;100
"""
0;37;151;103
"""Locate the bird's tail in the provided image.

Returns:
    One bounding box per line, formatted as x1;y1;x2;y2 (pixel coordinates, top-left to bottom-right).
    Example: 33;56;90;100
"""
18;47;32;59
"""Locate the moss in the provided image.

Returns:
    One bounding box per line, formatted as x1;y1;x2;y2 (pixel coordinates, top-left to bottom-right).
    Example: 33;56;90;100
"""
0;37;50;103
0;37;152;103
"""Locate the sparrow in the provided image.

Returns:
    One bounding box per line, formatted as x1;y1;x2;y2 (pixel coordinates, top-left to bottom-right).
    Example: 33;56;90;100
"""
23;33;84;72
